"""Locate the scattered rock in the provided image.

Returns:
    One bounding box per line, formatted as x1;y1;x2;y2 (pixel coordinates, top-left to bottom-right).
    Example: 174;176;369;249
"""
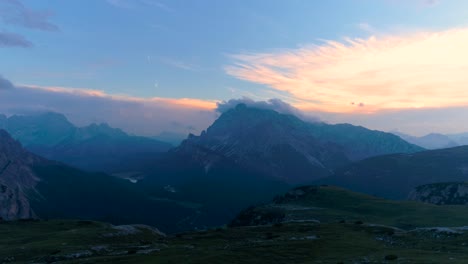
137;248;161;255
65;250;93;259
90;245;109;252
103;224;165;238
2;256;15;263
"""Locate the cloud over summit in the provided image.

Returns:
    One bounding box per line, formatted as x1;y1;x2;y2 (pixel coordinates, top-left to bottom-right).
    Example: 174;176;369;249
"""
216;98;320;122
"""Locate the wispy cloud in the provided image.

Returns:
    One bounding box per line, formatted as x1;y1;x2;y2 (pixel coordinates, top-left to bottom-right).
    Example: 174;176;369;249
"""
106;0;173;12
106;0;134;9
356;22;376;34
226;27;468;113
139;0;174;13
421;0;440;7
217;97;320;123
0;31;32;47
21;84;218;110
0;0;59;31
159;57;198;71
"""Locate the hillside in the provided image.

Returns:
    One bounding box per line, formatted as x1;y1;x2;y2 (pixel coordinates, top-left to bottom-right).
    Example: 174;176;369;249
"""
231;185;468;228
317;146;468;199
0;129;203;232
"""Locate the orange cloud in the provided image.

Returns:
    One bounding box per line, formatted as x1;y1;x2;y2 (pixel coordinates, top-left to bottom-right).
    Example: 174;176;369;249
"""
226;28;468;113
22;85;218;110
2;84;219;136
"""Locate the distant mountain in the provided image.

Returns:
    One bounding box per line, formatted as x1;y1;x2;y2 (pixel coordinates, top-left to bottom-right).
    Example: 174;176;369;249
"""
0;112;172;174
0;112;76;147
317;146;468;199
168;104;423;184
446;132;468;146
153;131;187;146
394;132;458;149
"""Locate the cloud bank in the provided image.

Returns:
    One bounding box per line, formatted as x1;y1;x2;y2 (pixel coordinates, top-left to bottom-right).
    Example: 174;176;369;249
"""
0;76;218;136
226;27;468;113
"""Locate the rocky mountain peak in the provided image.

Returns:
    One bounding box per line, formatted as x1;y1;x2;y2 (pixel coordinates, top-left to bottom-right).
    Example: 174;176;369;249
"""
0;129;43;220
174;104;422;184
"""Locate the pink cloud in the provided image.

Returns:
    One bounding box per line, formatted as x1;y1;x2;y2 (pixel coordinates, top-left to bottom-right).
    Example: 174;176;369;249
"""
0;84;218;136
226;27;468;113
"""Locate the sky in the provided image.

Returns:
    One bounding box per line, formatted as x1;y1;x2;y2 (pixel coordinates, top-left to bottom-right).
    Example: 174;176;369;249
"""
2;0;468;136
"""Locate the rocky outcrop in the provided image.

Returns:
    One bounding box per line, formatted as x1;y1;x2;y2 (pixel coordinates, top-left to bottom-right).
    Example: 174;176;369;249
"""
0;129;43;220
408;182;468;205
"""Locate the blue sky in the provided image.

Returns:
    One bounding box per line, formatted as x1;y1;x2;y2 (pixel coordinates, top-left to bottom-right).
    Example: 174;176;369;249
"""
2;0;468;136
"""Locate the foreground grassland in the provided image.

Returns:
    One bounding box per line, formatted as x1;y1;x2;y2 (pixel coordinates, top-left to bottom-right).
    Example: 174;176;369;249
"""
2;220;468;263
4;186;468;263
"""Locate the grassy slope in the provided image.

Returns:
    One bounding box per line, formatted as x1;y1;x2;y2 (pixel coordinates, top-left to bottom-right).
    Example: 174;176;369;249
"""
266;185;468;229
7;186;468;263
3;220;468;263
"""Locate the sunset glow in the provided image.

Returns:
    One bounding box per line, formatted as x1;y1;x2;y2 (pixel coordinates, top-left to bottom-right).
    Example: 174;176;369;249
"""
227;28;468;113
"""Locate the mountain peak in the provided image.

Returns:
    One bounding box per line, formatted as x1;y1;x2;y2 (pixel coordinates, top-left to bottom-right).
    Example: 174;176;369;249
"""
80;122;128;138
175;104;422;183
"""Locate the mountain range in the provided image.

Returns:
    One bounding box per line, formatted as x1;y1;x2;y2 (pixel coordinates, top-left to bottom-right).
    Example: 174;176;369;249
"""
163;103;423;184
2;104;464;234
395;131;468;149
0;113;172;176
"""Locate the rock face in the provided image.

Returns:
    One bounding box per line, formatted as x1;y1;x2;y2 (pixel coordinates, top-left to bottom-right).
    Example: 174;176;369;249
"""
0;130;44;220
174;104;422;183
408;182;468;205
